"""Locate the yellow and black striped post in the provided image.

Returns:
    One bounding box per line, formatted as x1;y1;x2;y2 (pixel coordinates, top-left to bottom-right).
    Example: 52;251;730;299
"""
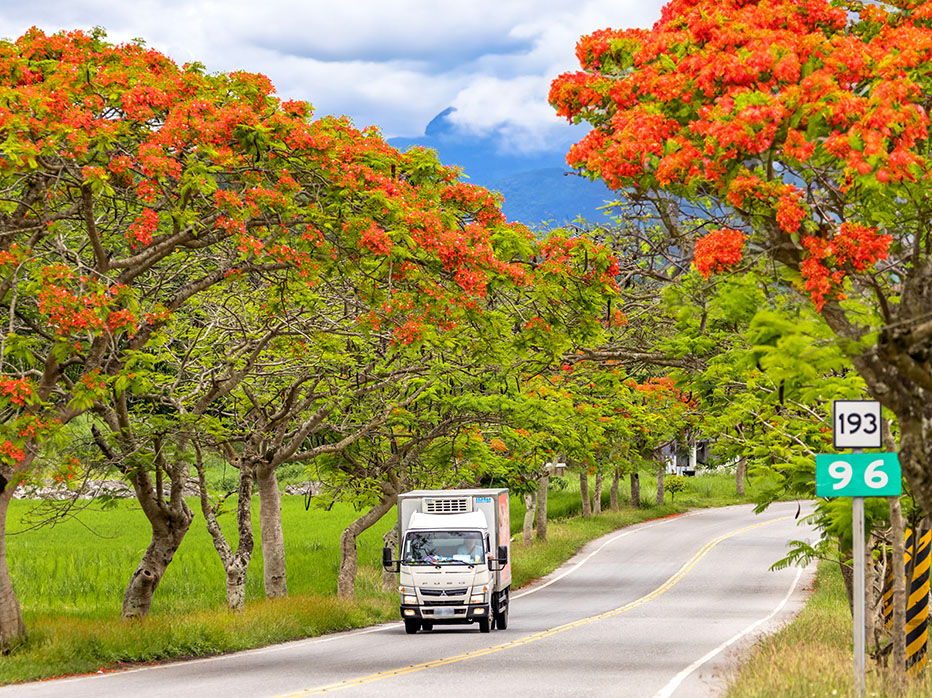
883;527;930;674
906;528;930;674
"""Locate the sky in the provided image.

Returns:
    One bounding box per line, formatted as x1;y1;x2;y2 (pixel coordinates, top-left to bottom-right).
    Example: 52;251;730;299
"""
0;0;668;155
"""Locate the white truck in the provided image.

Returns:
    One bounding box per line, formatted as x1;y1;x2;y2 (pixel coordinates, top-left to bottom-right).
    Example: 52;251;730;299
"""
383;488;511;634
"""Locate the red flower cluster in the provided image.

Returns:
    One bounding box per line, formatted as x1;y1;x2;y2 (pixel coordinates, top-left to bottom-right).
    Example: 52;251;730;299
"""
359;223;392;256
693;228;746;278
800;223;892;309
775;189;805;234
107;309;138;335
833;223;893;272
37;267;123;336
127;208;159;246
632;376;693;407
489;437;507;453
524;317;552;332
0;377;33;406
0;440;25;464
393;316;424;345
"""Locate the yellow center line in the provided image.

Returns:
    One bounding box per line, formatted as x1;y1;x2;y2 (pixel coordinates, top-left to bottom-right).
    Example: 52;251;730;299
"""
276;515;791;697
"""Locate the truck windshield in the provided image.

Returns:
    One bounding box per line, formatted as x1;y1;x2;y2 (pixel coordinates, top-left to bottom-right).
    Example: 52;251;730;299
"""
402;530;484;565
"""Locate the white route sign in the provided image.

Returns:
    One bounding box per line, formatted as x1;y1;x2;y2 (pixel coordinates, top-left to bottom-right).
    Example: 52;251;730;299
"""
832;400;882;449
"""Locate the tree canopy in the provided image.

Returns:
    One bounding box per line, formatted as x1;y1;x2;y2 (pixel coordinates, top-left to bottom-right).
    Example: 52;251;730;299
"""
550;0;932;517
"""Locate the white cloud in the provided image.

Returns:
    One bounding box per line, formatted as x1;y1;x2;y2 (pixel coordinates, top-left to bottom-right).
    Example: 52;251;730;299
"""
447;75;562;152
439;1;662;152
0;0;668;147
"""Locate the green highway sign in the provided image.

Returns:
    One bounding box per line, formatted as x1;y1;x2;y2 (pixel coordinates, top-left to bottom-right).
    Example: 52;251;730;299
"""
815;453;902;497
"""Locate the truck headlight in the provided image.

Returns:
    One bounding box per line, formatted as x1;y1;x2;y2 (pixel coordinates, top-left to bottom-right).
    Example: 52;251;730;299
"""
403;594;418;605
470;593;485;604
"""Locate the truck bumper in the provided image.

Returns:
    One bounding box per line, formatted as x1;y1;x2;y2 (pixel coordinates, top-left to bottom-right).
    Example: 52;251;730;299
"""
401;604;490;623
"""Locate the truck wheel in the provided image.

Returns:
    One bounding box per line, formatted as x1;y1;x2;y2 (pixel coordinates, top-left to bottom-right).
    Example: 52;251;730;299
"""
478;617;490;633
494;604;508;630
421;622;433;631
404;619;421;634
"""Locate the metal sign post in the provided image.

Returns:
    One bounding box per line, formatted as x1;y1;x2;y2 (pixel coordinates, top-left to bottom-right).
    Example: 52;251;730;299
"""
852;456;865;698
818;400;896;698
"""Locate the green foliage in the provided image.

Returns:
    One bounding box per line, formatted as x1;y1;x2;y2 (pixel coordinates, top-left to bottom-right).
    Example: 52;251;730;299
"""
665;475;688;502
654;267;909;567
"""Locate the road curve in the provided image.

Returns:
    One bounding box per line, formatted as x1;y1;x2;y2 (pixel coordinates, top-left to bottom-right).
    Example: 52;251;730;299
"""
0;501;817;698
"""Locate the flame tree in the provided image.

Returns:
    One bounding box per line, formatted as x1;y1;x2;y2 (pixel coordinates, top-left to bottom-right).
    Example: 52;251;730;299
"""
551;0;932;517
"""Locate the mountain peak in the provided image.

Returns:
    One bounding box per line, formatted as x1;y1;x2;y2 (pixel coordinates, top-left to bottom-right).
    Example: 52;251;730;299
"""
424;107;457;137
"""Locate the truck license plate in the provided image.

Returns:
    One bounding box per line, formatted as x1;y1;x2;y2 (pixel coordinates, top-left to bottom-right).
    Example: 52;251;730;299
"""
434;607;454;617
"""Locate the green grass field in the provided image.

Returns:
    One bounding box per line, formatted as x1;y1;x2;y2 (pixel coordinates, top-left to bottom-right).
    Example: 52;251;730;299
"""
1;470;752;683
7;496;396;620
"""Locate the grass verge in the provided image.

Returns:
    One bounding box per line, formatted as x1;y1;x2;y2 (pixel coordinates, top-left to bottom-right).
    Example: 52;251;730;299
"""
726;561;932;697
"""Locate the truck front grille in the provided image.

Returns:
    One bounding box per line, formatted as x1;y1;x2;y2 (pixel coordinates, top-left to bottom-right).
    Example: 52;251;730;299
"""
420;588;468;596
423;599;464;606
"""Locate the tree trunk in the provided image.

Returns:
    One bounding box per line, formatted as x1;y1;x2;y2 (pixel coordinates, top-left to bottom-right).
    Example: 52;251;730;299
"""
593;471;603;515
122;468;193;618
656;466;665;505
839;542;855;617
610;467;619;511
895;411;932;523
224;557;249;611
630;472;641;508
0;485;25;650
256;464;287;599
736;456;746;497
579;470;591;517
522;491;536;543
382;526;398;592
889;496;907;682
864;532;875;651
535;474;548;541
196;459;255;611
338;492;397;598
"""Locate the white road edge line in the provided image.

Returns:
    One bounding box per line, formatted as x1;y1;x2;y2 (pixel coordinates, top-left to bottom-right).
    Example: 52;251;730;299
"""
652;563;807;698
512;511;700;600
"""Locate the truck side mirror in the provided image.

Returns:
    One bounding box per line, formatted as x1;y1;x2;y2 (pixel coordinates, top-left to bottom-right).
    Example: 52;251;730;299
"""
382;547;397;571
497;545;508;565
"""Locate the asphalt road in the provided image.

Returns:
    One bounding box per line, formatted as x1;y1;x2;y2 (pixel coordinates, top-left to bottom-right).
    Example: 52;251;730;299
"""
1;501;817;698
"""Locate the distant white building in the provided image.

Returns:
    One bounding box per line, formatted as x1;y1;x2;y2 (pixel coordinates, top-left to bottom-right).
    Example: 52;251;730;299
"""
661;440;712;476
